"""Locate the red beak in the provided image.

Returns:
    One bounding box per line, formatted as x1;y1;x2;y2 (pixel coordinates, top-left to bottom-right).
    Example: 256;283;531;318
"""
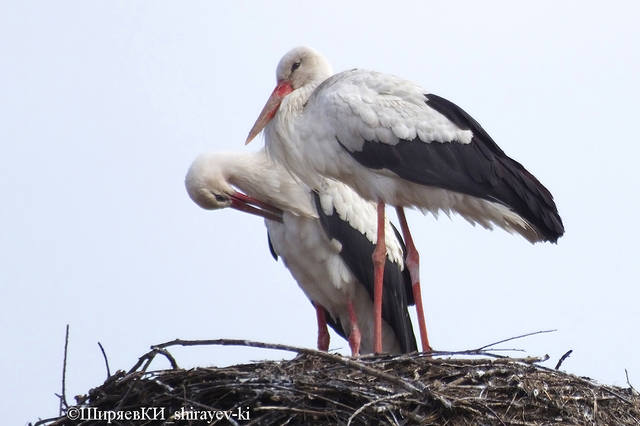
245;81;293;144
229;191;283;222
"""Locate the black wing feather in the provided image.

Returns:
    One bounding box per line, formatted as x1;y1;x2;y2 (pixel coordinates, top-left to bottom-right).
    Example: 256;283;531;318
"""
338;93;564;242
266;231;278;261
323;306;347;340
312;192;417;353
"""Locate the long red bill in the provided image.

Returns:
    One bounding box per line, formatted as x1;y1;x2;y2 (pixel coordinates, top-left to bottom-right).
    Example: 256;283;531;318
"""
245;81;293;145
229;192;283;222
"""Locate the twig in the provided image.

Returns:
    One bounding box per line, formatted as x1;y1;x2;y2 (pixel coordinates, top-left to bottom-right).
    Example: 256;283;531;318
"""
32;416;61;426
97;342;111;378
475;329;556;351
151;338;452;408
596;384;634;405
408;350;548;365
254;406;329;415
555;349;573;370
58;324;69;415
127;347;179;374
117;354;154;410
116;348;178;411
347;392;411;426
475;401;507;426
626;369;638;395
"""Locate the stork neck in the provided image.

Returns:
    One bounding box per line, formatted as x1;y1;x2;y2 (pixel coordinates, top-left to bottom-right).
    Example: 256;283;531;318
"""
222;150;316;218
220;151;269;195
279;82;318;117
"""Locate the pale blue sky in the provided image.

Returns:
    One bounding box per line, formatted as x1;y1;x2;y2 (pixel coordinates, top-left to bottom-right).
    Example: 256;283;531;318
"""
2;2;639;424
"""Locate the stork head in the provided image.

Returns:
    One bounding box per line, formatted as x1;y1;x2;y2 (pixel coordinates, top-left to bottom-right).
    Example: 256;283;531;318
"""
185;153;284;221
275;46;332;91
185;153;235;210
246;46;332;144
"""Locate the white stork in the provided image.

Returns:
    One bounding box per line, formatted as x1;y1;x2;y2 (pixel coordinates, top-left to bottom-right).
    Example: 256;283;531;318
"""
185;149;418;355
246;46;565;353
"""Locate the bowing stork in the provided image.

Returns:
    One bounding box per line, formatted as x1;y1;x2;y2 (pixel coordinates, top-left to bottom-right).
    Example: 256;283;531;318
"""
185;149;417;355
246;46;565;354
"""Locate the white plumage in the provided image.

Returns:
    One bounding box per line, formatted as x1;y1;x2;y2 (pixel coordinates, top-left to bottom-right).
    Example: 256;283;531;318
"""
246;46;564;353
185;149;416;355
250;48;562;240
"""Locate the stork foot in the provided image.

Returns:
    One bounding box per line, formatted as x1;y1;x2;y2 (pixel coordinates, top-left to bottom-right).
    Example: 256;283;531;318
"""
315;304;330;351
411;282;432;353
372;201;386;354
347;299;361;357
396;207;432;352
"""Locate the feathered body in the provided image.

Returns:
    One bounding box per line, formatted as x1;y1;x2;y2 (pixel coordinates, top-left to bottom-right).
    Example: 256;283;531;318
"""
256;47;564;243
185;149;417;354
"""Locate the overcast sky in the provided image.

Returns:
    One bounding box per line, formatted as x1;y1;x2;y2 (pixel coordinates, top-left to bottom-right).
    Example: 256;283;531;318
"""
2;2;639;424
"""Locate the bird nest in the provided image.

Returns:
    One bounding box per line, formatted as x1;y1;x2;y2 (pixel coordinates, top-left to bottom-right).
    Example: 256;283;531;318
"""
35;339;640;425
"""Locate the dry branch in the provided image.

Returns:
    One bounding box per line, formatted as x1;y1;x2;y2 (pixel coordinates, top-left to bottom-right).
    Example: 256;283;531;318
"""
33;338;640;426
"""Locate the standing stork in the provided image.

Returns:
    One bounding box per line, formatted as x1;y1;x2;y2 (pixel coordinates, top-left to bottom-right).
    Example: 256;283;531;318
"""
185;149;417;355
246;46;565;353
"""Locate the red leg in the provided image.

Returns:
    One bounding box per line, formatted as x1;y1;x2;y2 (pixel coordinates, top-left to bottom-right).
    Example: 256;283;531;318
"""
372;201;386;354
396;207;432;352
347;299;361;357
315;304;330;351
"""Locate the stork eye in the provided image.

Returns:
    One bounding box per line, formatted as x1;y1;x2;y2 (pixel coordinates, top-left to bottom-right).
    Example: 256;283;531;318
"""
214;194;228;202
291;61;301;72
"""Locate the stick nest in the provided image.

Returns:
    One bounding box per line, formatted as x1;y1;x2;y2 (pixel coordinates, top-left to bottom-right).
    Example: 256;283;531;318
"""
37;340;640;425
